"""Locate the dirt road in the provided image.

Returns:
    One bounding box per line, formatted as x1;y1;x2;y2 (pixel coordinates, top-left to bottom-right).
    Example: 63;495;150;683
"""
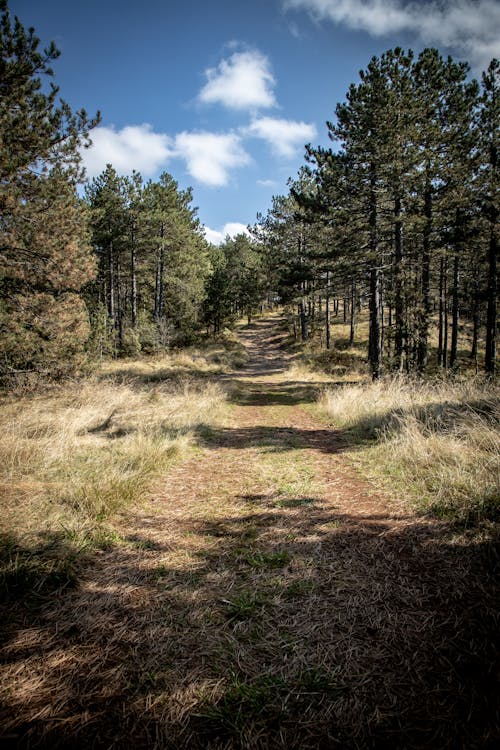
1;317;498;748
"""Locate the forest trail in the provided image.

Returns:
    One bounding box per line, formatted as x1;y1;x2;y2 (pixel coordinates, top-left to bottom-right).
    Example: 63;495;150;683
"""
1;317;497;749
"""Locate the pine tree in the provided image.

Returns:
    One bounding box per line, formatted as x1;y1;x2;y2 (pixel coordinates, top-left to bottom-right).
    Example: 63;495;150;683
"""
84;165;130;355
479;59;499;374
85;168;210;353
0;0;99;380
331;56;391;378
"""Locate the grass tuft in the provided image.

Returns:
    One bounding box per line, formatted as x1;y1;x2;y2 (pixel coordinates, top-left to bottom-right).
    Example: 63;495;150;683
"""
320;376;500;522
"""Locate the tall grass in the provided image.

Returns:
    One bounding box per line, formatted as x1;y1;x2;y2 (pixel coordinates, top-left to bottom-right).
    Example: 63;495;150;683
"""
0;356;228;548
320;376;500;523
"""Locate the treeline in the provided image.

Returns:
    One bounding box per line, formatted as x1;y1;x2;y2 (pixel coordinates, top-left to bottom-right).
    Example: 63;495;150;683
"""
0;0;497;383
256;48;498;376
84;165;267;356
83;166;209;357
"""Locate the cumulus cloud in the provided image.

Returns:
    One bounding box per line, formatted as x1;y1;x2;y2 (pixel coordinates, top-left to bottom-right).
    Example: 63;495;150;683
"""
198;49;277;110
173;131;251;187
204;222;251;245
284;0;500;69
245;117;317;158
81;124;172;178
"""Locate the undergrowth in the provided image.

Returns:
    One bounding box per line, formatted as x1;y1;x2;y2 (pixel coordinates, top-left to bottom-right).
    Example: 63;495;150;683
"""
320;376;500;523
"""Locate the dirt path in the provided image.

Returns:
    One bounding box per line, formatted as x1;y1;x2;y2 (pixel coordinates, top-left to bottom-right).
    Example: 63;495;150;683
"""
1;317;498;749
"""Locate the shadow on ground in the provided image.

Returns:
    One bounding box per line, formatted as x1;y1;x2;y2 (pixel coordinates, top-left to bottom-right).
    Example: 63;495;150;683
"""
1;502;499;749
228;381;320;406
197;423;342;454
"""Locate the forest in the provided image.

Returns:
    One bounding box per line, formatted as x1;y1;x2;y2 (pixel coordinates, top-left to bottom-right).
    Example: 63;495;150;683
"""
0;2;499;748
0;1;497;383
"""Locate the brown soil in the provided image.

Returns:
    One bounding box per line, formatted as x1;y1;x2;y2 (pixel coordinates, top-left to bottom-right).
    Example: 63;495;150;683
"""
1;317;498;749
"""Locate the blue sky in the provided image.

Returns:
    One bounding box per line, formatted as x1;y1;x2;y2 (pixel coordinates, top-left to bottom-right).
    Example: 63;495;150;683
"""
11;0;500;243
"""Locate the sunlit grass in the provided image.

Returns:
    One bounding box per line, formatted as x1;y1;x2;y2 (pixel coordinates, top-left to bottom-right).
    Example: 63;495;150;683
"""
0;355;228;549
319;376;500;522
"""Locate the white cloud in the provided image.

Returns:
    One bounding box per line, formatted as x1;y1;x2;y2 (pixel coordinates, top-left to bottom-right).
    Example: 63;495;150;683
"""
257;179;278;187
82;124;172;178
245;117;317;158
173;131;251;187
284;0;500;69
204;222;251;245
198;49;277;110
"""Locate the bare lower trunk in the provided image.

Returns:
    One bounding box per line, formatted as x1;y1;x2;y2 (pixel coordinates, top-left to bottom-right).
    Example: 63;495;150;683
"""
369;268;382;380
299;301;308;341
449;251;459;370
325;271;331;350
131;229;137;328
349;277;355;346
485;228;497;373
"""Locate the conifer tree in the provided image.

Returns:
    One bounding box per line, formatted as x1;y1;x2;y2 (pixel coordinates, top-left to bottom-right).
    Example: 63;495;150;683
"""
0;0;99;379
479;59;499;374
85;168;210;352
263;47;491;376
331;56;390;378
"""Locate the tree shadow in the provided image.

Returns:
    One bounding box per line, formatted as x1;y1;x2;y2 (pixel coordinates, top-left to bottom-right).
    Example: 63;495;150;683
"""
98;366;215;390
196;424;343;454
1;500;498;749
0;532;82;603
228;381;320;406
341;397;498;442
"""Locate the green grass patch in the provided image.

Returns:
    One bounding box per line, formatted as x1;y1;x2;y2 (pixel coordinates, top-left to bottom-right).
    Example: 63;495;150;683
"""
224;592;267;620
243;549;290;568
195;674;289;732
284;579;317;597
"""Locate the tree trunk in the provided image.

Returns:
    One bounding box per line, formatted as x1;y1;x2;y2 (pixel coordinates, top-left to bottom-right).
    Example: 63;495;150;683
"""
438;255;445;367
130;224;137;327
368;169;382;380
349;277;355;346
449;250;460;370
387;303;393;361
154;223;165;321
299;301;308;341
325;270;331;349
369;268;382;379
417;175;432;371
393;193;404;369
485;227;497;373
471;303;480;372
443;257;449;369
108;239;115;322
115;250;123;352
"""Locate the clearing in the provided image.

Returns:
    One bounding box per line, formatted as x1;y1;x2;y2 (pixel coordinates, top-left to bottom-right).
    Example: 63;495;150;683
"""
1;316;498;749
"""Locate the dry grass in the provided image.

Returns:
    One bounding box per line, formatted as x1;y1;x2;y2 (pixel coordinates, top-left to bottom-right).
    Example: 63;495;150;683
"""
284;361;336;383
100;336;248;383
2;369;497;749
0;353;228;575
320;376;500;522
1;318;498;749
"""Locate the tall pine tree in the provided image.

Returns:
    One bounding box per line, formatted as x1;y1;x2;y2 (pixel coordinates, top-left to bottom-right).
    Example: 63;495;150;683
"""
0;0;99;380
